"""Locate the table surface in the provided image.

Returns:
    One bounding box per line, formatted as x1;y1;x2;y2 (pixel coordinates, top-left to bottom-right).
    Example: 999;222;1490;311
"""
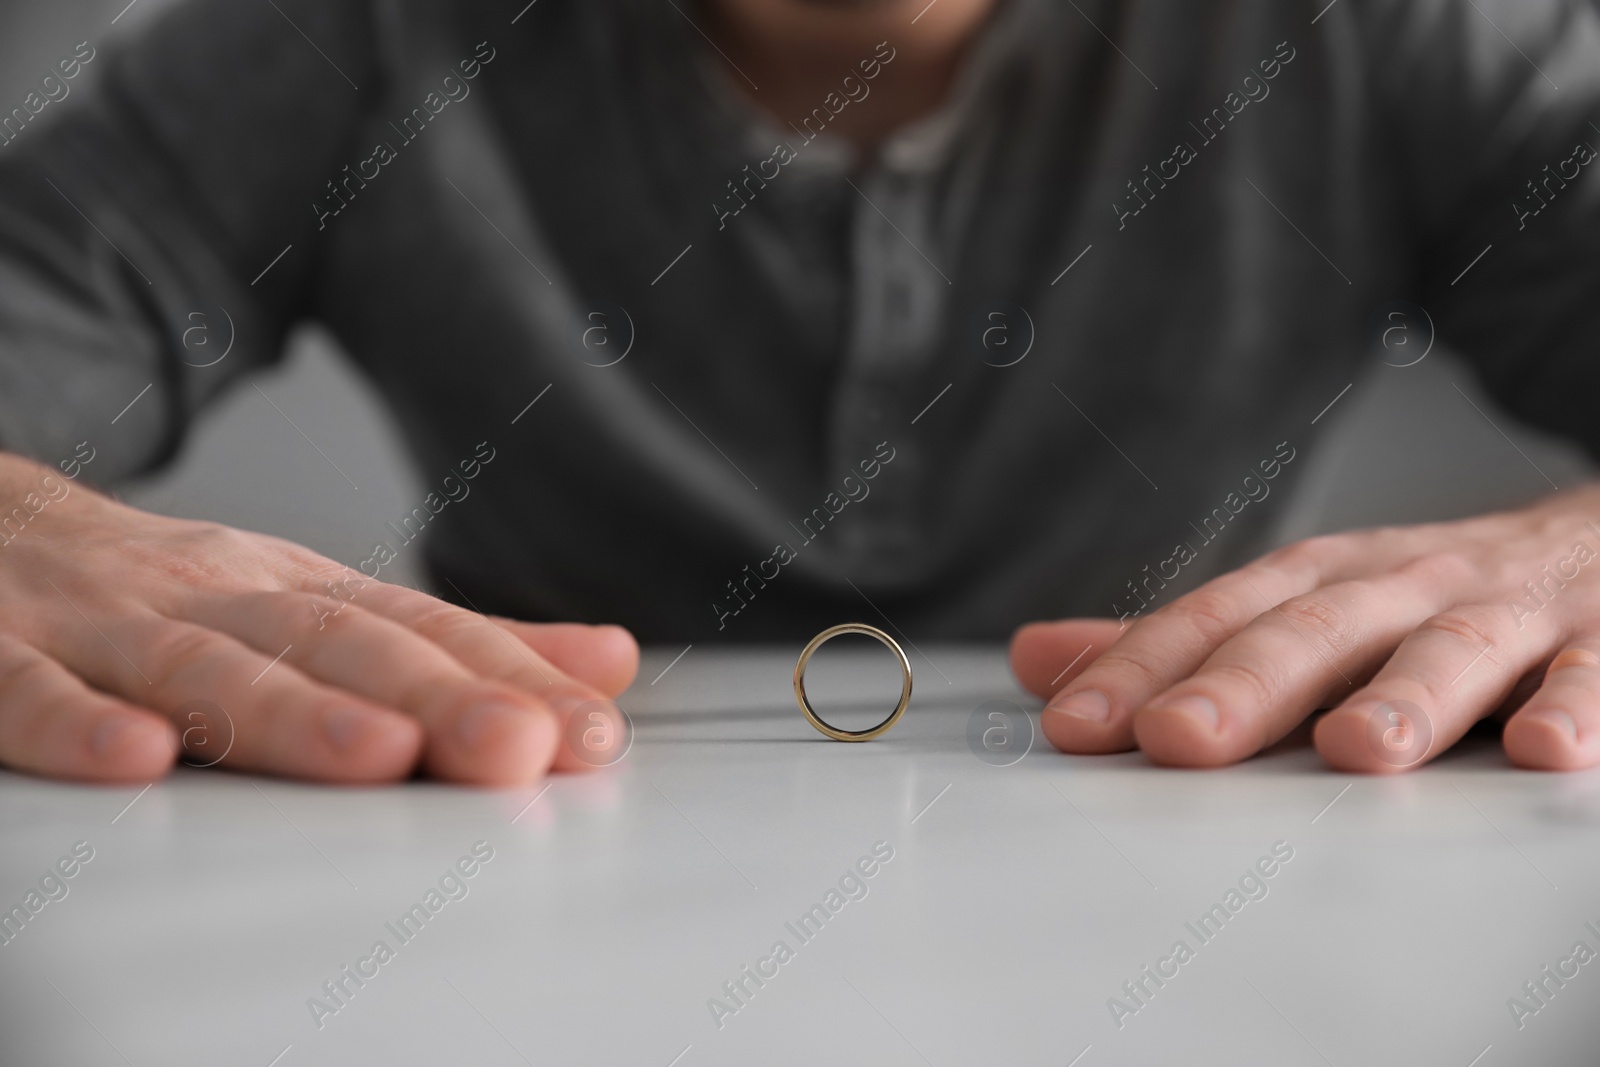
2;644;1598;1066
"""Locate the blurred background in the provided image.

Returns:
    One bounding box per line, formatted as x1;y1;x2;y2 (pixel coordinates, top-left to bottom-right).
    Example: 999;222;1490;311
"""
4;0;1595;598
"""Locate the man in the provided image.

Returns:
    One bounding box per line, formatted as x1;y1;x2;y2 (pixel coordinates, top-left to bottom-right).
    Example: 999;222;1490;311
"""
0;0;1597;785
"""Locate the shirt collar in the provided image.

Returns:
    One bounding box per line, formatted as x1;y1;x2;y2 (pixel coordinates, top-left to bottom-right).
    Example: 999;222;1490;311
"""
692;0;1045;178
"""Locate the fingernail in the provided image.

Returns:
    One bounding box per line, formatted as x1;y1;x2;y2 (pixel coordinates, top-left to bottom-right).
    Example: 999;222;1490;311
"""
325;707;379;749
1152;694;1221;731
1525;708;1579;742
457;700;527;749
1046;689;1111;724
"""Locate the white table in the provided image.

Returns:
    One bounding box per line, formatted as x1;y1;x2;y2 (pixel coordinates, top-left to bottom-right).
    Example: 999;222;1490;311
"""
2;644;1597;1065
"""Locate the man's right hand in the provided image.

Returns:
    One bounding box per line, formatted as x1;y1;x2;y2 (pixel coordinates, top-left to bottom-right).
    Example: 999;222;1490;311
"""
0;452;639;786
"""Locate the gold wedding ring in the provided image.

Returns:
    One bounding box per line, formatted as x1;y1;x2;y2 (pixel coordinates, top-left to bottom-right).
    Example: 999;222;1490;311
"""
794;623;913;741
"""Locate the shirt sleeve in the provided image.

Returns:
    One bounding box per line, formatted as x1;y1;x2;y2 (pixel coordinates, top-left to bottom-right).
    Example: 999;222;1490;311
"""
1363;0;1600;460
0;0;380;481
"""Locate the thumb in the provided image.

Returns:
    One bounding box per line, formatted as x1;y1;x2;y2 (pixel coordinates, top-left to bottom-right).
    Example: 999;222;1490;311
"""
1009;618;1128;699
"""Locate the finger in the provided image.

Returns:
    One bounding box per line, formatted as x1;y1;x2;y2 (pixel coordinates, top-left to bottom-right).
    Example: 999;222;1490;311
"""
1132;570;1455;767
1315;603;1558;773
1489;666;1548;723
178;592;566;784
0;636;177;783
488;619;640;697
1503;642;1600;770
49;613;426;784
336;583;628;771
1041;553;1326;754
300;569;639;697
1008;619;1125;698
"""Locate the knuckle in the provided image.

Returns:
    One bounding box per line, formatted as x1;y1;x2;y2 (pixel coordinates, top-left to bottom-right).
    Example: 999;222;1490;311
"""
1395;551;1477;589
1162;587;1247;644
405;600;487;644
1366;523;1414;551
304;565;368;598
1274;593;1360;654
147;522;253;587
275;543;355;587
267;591;350;634
187;520;249;551
1085;651;1166;692
144;624;225;692
146;552;231;589
1267;533;1340;570
1419;605;1506;651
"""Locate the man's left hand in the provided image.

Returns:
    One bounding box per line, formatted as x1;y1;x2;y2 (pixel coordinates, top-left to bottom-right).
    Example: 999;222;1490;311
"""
1010;487;1600;772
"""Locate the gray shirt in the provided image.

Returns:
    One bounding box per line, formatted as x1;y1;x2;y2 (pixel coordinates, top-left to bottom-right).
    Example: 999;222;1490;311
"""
2;0;1598;641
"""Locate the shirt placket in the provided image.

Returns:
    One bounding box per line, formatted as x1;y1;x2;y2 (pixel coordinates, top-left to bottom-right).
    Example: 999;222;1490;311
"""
829;161;948;563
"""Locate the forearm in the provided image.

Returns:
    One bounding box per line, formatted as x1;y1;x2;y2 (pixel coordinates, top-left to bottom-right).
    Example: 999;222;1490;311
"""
0;0;382;481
